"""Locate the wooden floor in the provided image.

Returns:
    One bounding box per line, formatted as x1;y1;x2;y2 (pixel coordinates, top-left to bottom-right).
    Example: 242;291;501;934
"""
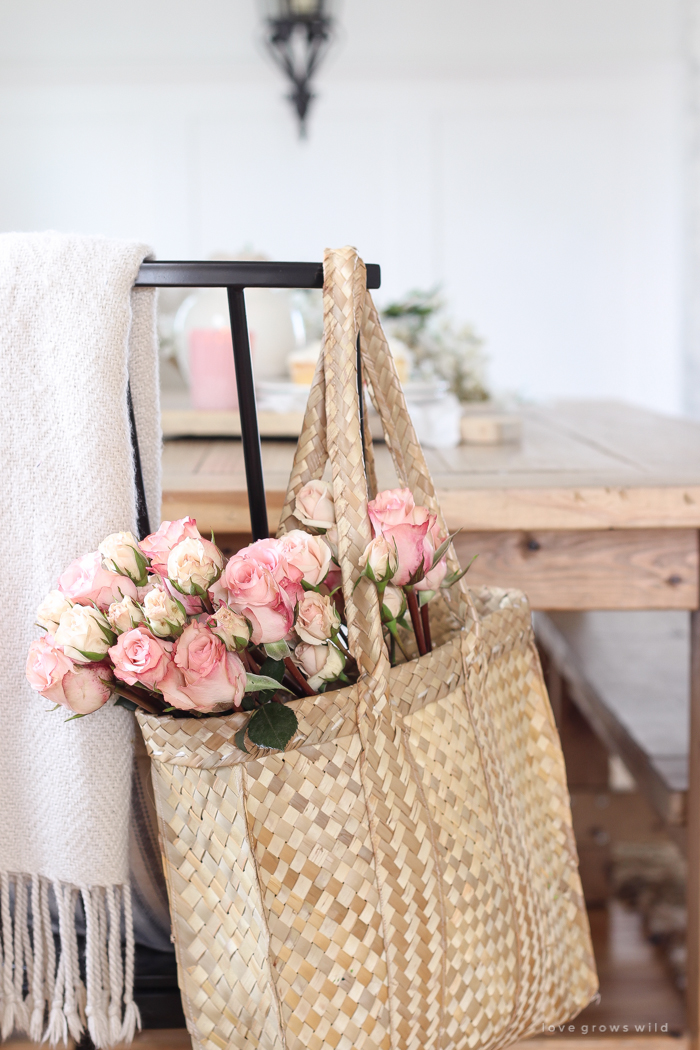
3;900;686;1049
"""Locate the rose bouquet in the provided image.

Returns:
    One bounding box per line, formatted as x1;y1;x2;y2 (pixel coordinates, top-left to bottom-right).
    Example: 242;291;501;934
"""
26;482;469;750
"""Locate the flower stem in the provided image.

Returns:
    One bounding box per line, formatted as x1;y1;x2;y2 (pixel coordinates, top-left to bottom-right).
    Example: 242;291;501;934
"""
405;587;427;656
386;620;411;662
284;657;316;696
421;602;433;653
112;683;162;715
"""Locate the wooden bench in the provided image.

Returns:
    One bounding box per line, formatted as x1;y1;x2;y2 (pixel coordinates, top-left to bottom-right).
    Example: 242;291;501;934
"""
535;611;689;851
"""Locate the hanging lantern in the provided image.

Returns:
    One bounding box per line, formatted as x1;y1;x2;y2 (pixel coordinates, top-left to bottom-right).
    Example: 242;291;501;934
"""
261;0;336;136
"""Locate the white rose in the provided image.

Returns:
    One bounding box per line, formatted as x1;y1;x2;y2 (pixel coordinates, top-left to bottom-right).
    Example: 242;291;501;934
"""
359;536;397;583
107;595;145;635
295;592;340;645
210;606;250;650
98;531;145;583
36;590;72;633
143;586;187;638
54;605;113;663
294;642;345;692
295;480;335;530
167;537;224;595
382;584;405;622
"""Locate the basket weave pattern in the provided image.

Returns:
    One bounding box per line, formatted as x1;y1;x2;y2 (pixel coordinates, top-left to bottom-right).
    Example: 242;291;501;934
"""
138;248;596;1050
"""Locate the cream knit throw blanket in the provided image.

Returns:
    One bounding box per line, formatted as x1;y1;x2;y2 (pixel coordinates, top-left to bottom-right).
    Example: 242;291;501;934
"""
0;233;161;1047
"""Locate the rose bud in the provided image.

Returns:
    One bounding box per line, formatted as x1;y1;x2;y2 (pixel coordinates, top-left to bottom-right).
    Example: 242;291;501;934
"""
294;479;335;530
159;622;246;713
139;517;201;577
324;525;339;560
381;584;405;622
108;626;173;690
26;635;74;701
278;530;332;588
143;586;186;638
61;663;113;715
415;559;448;594
295;591;340;645
107;595;145;635
36;590;73;633
98;531;147;584
54;605;114;663
294;641;345;692
58;550;137;610
167;536;224;595
210;606;250;651
359;536;397;585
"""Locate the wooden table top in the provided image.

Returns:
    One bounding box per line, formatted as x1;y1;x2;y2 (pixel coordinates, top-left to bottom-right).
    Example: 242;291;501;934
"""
161;400;700;534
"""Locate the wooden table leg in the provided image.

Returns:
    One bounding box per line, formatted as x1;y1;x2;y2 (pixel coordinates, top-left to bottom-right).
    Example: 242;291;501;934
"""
687;608;700;1048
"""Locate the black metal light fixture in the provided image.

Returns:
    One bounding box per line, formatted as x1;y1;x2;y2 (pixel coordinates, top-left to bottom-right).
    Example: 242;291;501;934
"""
261;0;336;137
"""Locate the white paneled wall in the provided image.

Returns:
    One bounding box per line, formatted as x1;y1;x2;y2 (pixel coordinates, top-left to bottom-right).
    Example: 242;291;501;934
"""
0;0;687;411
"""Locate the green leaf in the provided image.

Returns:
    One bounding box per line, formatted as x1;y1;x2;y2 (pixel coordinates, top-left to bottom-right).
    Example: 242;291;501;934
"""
34;622;48;632
244;673;292;695
247;704;298;751
75;648;109;662
126;545;149;587
442;554;478;587
97;621;117;646
418;589;436;607
64;712;86;722
301;579;320;592
234;728;249;753
259;657;286;682
241;696;257;711
430;529;462;570
114;696;138;712
264;640;291;662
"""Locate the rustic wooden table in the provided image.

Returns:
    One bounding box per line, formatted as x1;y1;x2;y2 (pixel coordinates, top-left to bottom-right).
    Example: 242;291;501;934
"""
162;398;700;1046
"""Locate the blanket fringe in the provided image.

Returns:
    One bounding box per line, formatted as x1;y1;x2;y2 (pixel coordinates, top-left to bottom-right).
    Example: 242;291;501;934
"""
0;872;141;1047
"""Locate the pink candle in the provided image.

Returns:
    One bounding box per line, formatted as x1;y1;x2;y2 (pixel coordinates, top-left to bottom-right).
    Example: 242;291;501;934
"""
188;329;239;410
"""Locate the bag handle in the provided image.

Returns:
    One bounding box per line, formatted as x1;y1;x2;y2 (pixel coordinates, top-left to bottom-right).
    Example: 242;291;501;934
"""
280;249;469;591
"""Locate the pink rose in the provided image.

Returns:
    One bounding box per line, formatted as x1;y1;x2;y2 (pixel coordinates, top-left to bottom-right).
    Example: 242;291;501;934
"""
139;517;201;577
241;592;295;646
237;538;303;604
224;554;281;608
61;663;113;714
58;551;137;610
294;480;335;530
26;637;111;714
26;635;74;701
223;552;296;644
279;530;332;588
368;488;436;587
417;520;448;593
368;488;417;531
109;626;173;690
160;622;246;713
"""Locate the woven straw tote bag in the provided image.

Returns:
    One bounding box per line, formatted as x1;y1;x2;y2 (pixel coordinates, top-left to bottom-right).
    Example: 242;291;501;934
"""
137;247;598;1050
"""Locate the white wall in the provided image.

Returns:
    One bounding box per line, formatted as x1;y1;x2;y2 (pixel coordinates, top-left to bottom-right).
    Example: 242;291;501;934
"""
0;0;687;411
